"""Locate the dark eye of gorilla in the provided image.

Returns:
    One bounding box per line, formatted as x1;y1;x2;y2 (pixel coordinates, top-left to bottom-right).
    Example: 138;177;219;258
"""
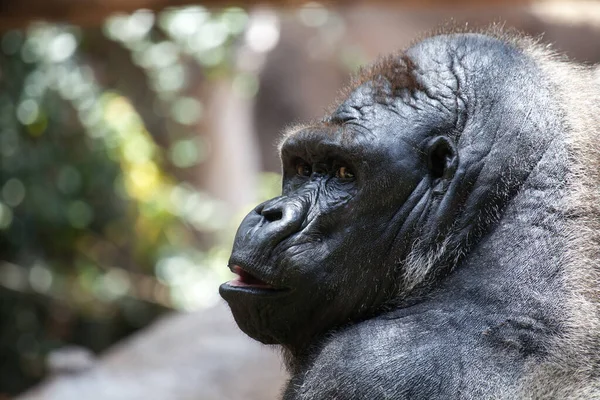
336;166;354;180
220;28;600;399
295;161;312;177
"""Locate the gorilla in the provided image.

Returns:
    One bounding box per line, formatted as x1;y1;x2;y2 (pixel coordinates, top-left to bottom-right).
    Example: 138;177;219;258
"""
220;27;600;399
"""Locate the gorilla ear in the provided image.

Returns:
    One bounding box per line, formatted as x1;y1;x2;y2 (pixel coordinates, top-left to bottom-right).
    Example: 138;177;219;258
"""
427;136;458;192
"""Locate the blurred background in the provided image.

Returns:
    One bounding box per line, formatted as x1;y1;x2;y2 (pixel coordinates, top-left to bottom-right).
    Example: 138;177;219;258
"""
0;1;599;399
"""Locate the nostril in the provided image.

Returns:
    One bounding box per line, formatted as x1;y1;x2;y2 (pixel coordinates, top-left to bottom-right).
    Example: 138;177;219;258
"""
262;209;283;222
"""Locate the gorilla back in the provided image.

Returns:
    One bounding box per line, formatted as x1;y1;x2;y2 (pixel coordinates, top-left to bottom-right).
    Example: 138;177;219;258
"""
220;28;600;399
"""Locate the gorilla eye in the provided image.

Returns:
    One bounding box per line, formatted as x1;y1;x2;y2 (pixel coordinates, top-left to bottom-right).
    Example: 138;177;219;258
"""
336;166;355;180
296;162;312;177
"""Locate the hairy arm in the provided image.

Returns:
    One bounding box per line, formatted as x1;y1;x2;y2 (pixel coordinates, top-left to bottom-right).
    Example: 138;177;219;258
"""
284;307;532;400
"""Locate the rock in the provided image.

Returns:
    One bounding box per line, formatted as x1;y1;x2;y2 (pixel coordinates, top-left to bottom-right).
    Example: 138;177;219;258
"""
18;302;286;400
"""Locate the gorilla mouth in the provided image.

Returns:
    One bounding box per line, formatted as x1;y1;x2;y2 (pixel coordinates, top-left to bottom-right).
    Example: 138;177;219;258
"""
228;265;278;290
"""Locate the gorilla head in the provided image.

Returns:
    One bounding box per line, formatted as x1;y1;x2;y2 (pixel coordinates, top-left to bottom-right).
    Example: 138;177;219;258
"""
220;28;600;398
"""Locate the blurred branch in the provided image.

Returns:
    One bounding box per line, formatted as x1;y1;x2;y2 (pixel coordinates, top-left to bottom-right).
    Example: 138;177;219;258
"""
0;0;534;31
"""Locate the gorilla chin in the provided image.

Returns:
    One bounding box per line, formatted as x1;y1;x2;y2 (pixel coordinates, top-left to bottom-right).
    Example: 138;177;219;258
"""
220;26;600;399
220;260;290;339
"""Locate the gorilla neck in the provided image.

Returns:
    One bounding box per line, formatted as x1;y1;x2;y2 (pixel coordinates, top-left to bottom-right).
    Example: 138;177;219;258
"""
390;131;572;366
444;135;569;319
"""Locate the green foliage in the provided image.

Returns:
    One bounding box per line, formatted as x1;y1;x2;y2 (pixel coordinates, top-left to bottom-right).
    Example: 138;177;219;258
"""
0;7;254;394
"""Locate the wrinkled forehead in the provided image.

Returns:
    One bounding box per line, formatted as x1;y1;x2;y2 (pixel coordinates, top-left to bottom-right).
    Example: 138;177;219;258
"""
282;32;537;157
328;84;392;129
323;42;461;132
327;51;422;123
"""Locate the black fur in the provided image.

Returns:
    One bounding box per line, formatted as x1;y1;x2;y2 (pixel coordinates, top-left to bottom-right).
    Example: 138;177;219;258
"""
220;28;600;399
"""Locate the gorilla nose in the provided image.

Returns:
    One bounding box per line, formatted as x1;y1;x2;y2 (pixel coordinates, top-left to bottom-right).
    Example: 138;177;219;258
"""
238;197;306;247
260;204;284;223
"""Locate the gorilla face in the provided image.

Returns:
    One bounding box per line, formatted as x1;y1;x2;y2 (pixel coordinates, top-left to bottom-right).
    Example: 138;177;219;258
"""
220;78;459;348
220;32;549;352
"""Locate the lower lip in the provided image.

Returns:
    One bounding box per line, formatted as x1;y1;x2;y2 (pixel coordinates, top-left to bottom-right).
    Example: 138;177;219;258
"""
220;281;290;296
